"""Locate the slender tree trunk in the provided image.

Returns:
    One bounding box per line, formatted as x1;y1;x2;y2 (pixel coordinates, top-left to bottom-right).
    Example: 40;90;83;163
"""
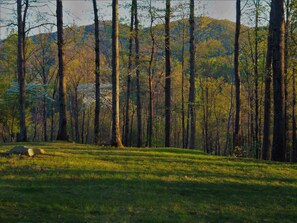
50;99;55;141
50;80;57;141
43;70;48;141
74;87;80;142
188;0;196;149
93;0;101;144
284;0;291;160
262;2;274;160
254;0;260;159
292;69;297;162
81;109;85;144
86;109;91;144
233;0;241;151
134;0;143;147
43;94;47;141
224;80;234;156
124;0;135;146
17;0;28;142
165;0;171;147
111;0;124;148
272;0;286;162
147;0;155;148
33;107;38;141
69;93;74;140
181;17;186;148
56;0;68;141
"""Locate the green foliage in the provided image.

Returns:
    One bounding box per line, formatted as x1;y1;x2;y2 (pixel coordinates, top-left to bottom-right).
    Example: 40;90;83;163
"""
0;143;297;222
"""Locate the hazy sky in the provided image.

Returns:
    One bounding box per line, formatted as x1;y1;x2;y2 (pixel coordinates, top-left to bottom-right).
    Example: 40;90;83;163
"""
0;0;236;39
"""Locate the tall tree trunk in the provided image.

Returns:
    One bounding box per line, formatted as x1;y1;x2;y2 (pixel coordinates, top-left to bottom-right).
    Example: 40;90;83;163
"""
124;0;135;146
56;0;68;141
93;0;101;144
17;0;28;142
254;0;260;159
147;0;155;148
292;69;297;162
165;0;171;147
188;0;196;149
233;0;241;151
111;0;124;148
181;16;186;148
262;2;274;160
134;0;143;147
272;0;286;162
284;0;291;160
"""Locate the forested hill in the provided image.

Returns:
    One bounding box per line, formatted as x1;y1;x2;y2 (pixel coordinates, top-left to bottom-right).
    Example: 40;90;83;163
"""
32;16;237;62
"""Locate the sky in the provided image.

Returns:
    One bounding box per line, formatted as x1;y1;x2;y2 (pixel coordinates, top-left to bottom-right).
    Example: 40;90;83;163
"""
0;0;236;40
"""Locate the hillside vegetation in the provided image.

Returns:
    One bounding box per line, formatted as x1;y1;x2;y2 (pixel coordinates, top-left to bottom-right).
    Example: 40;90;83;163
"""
0;143;297;223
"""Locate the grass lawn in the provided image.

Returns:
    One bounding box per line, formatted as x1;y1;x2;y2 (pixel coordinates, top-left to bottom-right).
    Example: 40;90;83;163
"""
0;142;297;223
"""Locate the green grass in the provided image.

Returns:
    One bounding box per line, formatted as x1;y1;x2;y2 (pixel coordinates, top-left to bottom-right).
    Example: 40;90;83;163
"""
0;142;297;223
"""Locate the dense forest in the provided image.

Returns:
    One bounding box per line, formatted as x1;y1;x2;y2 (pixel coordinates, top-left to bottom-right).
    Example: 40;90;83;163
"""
0;0;297;162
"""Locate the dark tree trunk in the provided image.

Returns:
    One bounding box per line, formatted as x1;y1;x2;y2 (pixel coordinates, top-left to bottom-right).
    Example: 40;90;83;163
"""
165;0;171;147
134;0;143;147
81;109;85;144
292;69;297;162
181;16;186;148
43;92;48;142
188;0;196;149
111;0;124;148
147;0;155;148
233;0;241;151
93;0;101;144
262;2;274;160
56;0;68;141
124;0;135;146
17;0;28;142
69;93;74;140
272;0;286;162
74;87;80;142
254;0;260;159
86;109;91;144
284;0;291;160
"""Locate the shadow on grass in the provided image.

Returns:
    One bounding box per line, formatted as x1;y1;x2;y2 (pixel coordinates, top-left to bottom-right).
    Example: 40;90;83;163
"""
1;165;297;223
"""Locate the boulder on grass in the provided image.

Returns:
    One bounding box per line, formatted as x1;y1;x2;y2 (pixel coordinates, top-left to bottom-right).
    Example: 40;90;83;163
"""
7;146;34;157
32;148;46;155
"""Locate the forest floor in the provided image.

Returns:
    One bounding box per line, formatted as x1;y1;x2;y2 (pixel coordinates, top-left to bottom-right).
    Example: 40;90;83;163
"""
0;142;297;223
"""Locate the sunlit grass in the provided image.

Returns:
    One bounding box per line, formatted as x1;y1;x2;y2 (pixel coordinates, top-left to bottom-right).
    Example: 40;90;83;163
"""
0;142;297;222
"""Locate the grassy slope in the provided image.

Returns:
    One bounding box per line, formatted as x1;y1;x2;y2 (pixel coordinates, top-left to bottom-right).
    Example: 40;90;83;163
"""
0;143;297;223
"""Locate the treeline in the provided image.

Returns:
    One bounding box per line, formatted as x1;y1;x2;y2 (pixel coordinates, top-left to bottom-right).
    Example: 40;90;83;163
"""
0;0;296;162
